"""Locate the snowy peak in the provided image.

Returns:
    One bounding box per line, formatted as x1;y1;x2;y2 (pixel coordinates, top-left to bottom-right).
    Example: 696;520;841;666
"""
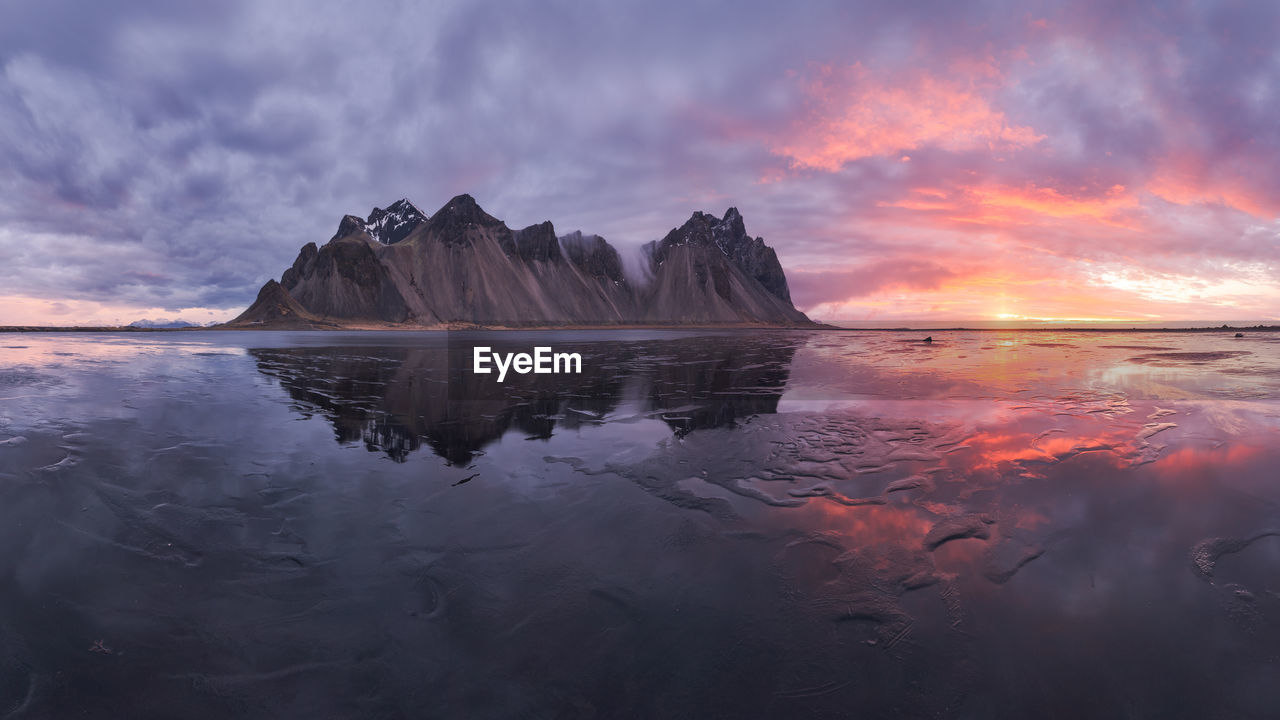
654;207;752;256
365;198;427;245
326;199;428;245
649;207;793;303
128;318;205;328
718;207;746;249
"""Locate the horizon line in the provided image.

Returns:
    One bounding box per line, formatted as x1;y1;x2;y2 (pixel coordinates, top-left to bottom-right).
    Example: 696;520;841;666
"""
3;322;1279;334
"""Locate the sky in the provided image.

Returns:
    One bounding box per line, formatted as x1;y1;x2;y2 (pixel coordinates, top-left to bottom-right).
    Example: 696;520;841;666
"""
1;0;1277;326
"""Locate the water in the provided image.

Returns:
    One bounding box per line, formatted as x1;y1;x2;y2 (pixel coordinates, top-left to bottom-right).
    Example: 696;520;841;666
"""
1;329;1279;718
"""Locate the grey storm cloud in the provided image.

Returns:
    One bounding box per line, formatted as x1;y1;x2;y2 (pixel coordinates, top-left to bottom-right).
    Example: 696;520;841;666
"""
0;0;831;312
1;0;1278;319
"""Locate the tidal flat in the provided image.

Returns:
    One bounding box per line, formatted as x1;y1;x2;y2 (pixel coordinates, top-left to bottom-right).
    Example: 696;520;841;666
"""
1;329;1279;718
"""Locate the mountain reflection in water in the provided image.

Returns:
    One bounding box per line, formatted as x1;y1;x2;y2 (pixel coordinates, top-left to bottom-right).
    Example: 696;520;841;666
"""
0;329;1279;718
249;334;798;464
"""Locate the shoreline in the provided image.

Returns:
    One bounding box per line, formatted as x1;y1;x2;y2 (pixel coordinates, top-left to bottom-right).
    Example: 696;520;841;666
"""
3;324;1278;334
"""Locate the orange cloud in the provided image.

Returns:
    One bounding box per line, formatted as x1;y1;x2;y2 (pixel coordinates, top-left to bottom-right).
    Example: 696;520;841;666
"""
1147;166;1278;218
877;183;1141;229
773;63;1043;171
964;183;1140;227
794;250;1269;323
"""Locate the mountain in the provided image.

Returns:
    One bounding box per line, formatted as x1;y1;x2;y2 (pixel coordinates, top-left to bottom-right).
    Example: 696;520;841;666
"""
363;199;427;245
226;195;815;328
641;208;807;324
128;318;209;328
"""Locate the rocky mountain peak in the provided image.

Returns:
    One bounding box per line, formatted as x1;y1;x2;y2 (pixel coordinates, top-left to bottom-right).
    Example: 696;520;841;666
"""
365;198;427;245
721;207;745;238
426;194;503;233
387;198;423;215
281;241;319;290
648;207;793;303
333;214;369;241
657;209;748;253
513;221;563;263
559;230;624;283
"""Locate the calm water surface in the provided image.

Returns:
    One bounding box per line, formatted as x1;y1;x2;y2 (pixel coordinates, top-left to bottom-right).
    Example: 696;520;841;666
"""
1;330;1279;718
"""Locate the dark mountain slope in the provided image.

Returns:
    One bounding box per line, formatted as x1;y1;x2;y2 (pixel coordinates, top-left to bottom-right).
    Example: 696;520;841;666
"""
226;280;335;328
641;209;810;325
373;195;634;325
276;218;408;322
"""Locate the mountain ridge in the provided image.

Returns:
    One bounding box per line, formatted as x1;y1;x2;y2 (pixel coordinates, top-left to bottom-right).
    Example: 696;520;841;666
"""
226;195;816;329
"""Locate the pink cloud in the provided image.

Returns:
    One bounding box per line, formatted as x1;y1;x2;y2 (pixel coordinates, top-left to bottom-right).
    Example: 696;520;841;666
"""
875;183;1143;230
790;259;958;306
771;63;1043;171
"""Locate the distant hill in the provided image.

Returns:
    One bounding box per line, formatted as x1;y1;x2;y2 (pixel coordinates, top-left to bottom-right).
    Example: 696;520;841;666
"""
225;195;815;329
128;318;207;329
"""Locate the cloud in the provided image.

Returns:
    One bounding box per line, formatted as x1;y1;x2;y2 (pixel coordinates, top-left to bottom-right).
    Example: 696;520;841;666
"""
1147;160;1279;219
772;63;1043;171
875;183;1141;230
791;260;957;307
0;0;1276;325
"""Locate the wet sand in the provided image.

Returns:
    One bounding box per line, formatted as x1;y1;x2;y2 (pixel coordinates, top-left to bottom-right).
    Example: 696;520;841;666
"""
2;329;1279;717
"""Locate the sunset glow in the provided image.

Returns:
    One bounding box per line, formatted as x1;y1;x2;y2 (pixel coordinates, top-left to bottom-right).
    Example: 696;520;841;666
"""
0;2;1277;325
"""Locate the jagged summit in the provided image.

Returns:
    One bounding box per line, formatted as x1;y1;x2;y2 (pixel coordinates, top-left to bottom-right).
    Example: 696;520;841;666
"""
328;199;428;245
559;230;603;246
365;198;427;245
425;194;503;233
227;195;814;329
651;207;758;261
322;195;508;248
513;221;563;263
648;207;793;303
333;215;368;241
559;231;624;284
720;207;746;238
